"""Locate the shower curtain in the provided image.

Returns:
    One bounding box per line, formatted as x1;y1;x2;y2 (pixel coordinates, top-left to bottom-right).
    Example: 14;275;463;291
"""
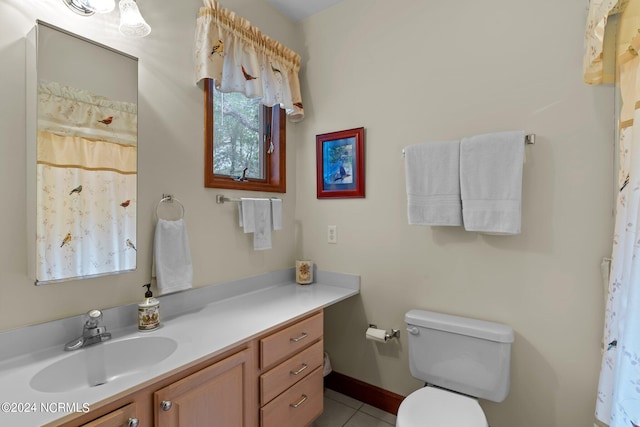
594;32;640;427
36;81;137;282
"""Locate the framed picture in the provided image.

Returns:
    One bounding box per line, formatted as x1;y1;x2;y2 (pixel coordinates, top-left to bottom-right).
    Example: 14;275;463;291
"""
316;127;365;199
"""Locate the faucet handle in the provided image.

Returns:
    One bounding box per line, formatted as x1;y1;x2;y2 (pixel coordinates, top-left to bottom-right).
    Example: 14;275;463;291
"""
85;309;103;328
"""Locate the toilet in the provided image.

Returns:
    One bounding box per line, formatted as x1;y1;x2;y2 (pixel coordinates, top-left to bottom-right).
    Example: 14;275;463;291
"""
396;309;514;427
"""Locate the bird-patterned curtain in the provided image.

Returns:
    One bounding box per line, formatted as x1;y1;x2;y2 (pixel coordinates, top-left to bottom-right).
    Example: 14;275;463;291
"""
194;0;304;122
37;81;137;146
595;27;640;427
36;81;137;282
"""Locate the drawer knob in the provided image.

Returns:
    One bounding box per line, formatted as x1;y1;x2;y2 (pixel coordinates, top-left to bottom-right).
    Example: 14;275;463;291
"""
290;394;308;409
290;363;309;376
127;418;139;427
290;332;308;343
160;400;173;411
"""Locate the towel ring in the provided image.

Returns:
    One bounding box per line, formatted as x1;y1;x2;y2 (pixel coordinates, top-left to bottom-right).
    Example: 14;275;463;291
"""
155;195;185;220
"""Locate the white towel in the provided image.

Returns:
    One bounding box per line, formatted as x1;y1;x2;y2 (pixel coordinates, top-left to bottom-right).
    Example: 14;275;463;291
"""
153;218;193;295
240;198;256;233
239;198;272;250
404;140;463;226
271;199;282;231
459;130;525;235
252;199;272;250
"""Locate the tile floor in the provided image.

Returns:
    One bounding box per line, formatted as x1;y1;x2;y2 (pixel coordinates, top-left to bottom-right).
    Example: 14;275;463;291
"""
312;388;397;427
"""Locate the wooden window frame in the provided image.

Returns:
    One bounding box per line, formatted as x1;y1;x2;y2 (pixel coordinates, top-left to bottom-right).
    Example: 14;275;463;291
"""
204;78;286;193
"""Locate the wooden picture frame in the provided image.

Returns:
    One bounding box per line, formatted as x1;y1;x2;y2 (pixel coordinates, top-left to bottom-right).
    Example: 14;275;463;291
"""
316;127;365;199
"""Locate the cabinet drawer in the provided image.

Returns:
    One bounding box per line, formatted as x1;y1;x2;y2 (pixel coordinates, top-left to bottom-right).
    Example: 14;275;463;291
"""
260;367;323;427
81;403;137;427
260;312;323;369
260;339;323;406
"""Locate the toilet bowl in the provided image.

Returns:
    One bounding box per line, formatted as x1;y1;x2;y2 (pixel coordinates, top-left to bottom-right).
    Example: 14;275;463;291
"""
397;309;513;427
396;386;487;427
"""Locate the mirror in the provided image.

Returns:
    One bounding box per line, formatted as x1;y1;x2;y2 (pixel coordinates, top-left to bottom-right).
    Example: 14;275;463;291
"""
26;21;138;284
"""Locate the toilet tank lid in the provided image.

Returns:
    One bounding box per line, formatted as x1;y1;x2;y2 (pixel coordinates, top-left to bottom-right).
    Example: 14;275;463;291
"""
405;309;514;343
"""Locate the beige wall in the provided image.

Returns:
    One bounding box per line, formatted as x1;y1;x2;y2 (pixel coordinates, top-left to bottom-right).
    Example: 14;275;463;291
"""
0;0;301;330
296;0;615;426
0;0;617;426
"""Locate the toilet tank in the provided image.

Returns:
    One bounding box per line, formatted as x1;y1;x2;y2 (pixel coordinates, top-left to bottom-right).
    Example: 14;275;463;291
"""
405;309;514;403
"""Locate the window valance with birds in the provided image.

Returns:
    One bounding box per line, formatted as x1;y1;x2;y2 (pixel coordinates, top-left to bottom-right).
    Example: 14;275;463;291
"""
194;0;304;122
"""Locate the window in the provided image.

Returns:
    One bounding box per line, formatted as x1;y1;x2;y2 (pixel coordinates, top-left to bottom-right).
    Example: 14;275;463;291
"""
204;79;285;193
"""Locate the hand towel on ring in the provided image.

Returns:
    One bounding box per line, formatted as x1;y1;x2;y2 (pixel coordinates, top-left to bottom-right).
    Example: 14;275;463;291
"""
153;218;193;295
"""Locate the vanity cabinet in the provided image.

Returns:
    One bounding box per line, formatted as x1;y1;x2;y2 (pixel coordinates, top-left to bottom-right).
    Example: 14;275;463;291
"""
52;311;324;427
259;312;324;427
154;348;253;427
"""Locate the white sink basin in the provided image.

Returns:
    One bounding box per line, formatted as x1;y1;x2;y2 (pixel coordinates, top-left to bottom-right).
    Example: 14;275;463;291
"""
30;336;177;393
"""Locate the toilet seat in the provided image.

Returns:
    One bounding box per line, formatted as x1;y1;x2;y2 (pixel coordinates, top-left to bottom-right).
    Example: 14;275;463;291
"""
396;386;488;427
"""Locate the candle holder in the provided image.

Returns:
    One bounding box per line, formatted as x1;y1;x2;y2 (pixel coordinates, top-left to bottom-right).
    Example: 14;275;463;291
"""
295;260;313;284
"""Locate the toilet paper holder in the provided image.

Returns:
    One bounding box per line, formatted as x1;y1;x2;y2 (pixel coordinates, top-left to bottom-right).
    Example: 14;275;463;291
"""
368;324;400;341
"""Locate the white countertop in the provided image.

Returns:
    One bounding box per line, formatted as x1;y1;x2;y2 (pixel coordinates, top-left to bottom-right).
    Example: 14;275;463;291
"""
0;269;359;426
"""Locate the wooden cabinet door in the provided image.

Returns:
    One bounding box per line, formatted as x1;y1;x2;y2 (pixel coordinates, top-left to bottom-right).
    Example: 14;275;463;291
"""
154;348;255;427
81;403;139;427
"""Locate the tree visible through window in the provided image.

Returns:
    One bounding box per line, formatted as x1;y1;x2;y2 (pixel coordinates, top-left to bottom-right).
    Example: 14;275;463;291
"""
213;90;265;180
204;79;285;193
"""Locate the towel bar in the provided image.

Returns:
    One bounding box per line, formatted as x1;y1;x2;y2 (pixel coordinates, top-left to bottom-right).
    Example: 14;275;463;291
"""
216;195;238;204
402;133;535;157
216;194;282;204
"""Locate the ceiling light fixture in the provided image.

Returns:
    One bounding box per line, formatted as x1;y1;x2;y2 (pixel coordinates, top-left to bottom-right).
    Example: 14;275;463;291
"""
62;0;95;16
61;0;151;38
79;0;115;13
118;0;151;38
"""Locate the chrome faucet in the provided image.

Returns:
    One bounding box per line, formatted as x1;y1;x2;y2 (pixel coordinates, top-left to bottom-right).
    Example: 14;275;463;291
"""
64;309;112;351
